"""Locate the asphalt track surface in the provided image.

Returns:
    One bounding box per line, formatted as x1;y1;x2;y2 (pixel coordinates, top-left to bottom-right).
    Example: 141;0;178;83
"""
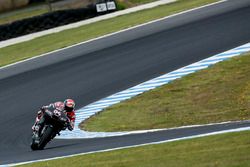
1;0;250;165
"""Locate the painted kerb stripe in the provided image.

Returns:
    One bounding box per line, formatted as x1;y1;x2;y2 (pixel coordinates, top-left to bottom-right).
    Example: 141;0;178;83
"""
56;42;250;139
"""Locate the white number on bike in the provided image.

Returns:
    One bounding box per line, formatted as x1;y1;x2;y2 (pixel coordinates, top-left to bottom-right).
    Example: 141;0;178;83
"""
54;110;61;117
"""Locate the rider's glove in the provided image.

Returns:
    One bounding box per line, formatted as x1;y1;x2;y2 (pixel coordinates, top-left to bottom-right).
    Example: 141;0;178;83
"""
67;119;73;131
68;124;73;131
40;106;46;112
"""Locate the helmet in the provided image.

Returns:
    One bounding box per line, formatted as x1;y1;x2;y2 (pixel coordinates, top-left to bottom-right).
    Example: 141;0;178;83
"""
64;99;75;112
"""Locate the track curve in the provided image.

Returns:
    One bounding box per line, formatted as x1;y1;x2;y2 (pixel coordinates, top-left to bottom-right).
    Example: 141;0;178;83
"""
1;0;250;164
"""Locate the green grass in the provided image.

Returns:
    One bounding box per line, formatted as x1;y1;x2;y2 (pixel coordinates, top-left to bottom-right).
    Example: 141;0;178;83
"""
119;0;158;7
18;131;250;167
129;0;156;4
0;7;48;25
0;0;156;27
0;0;219;67
81;53;250;132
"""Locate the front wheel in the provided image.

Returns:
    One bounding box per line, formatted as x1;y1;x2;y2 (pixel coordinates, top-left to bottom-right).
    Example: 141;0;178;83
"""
30;134;39;150
37;126;54;150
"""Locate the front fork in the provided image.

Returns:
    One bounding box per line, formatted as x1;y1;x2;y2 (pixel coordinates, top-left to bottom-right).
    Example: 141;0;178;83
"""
38;116;46;136
33;116;61;140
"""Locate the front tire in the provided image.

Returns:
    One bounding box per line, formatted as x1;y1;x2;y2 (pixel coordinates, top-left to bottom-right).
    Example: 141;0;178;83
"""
30;132;40;150
31;138;39;150
37;126;54;150
31;142;39;150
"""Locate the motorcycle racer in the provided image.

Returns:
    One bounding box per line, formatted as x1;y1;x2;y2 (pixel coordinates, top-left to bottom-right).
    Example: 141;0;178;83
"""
32;99;76;132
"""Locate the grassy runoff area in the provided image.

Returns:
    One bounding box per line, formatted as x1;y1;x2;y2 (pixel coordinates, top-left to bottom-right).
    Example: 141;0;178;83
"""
81;53;250;132
0;0;155;25
0;0;220;67
117;0;159;8
0;7;48;25
18;131;250;167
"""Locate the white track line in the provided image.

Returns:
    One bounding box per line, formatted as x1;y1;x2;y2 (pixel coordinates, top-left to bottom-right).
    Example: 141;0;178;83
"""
0;0;177;49
56;41;250;139
5;0;250;166
4;126;250;166
0;0;227;70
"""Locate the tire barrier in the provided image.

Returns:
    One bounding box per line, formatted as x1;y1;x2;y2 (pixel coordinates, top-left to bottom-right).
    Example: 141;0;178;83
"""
0;3;116;41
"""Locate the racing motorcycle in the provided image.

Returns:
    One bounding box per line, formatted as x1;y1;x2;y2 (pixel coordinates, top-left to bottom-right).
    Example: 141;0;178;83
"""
31;108;69;150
